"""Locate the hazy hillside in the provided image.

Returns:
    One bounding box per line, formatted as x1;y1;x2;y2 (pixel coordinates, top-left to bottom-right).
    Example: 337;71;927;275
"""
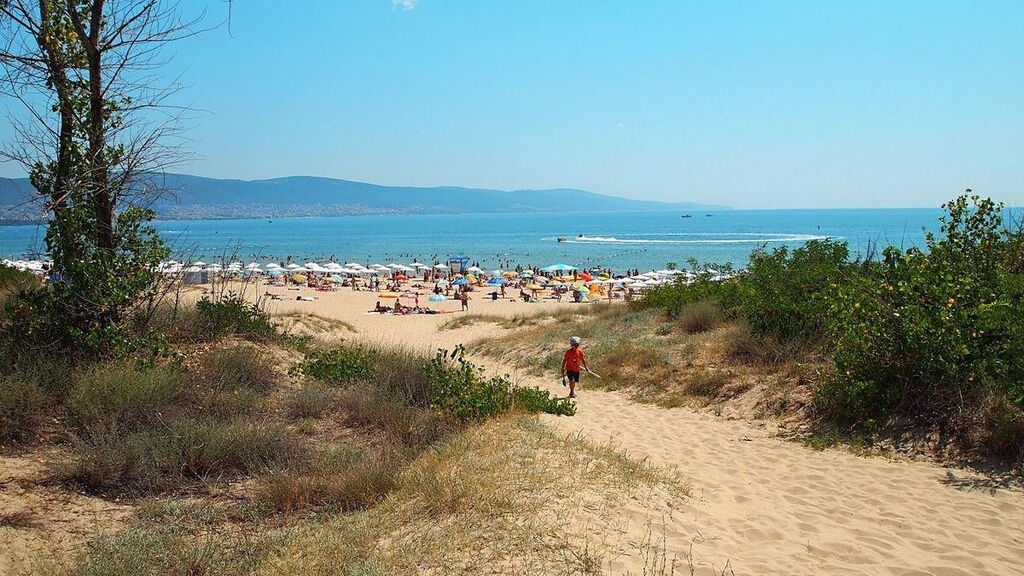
0;174;726;220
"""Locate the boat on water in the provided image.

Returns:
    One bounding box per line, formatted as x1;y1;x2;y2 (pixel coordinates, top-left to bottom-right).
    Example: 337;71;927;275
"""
681;214;692;218
557;237;569;242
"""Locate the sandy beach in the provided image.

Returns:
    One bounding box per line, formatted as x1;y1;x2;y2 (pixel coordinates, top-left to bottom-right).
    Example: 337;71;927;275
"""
248;283;1024;576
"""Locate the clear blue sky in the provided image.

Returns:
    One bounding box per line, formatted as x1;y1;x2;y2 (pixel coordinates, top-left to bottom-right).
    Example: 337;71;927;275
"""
3;0;1023;209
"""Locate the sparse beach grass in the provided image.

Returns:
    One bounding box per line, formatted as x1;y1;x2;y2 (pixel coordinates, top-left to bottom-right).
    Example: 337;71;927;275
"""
472;303;812;413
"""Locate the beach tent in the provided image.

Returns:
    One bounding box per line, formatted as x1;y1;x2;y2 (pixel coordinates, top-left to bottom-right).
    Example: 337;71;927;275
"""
447;255;470;275
428;293;446;302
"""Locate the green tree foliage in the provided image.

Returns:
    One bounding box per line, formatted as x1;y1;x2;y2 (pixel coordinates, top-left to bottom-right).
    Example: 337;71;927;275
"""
823;195;1024;427
0;1;191;356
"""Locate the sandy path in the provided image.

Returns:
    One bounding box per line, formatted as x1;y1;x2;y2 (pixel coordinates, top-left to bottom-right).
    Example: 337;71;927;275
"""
529;382;1024;576
206;288;1024;575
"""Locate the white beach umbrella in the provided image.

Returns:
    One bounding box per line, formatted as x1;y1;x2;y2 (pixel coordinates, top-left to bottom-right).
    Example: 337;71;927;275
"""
410;261;427;269
286;263;302;270
191;260;206;267
465;266;483;274
489;269;503;277
265;263;281;269
433;263;449;270
245;262;262;270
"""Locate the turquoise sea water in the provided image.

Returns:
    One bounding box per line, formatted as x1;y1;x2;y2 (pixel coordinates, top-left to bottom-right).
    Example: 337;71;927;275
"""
0;209;944;272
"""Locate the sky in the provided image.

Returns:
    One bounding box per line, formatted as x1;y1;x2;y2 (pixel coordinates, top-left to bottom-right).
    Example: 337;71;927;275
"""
2;0;1023;209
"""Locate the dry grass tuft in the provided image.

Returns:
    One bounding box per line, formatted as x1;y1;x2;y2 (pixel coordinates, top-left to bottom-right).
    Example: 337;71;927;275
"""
256;416;688;575
257;448;405;512
674;301;723;334
0;510;38;529
284;382;336;419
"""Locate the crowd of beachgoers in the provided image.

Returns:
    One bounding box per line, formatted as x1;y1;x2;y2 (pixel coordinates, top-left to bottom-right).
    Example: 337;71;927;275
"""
2;256;712;315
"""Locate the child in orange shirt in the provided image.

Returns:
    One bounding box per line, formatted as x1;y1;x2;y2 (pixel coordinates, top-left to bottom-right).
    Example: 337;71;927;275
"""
561;336;589;399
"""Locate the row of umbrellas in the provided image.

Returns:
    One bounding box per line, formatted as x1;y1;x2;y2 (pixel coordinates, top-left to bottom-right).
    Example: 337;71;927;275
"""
1;259;48;272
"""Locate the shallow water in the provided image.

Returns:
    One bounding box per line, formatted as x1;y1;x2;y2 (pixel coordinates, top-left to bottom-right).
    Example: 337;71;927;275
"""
0;208;943;271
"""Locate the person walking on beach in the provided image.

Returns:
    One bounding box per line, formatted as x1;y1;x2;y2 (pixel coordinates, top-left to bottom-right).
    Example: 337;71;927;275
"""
459;288;470;311
562;336;589;399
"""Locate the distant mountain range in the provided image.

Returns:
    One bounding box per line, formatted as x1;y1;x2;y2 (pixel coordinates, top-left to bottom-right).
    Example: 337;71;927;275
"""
0;173;727;221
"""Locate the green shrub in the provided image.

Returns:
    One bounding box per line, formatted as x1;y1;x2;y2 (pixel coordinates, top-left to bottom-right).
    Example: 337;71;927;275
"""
293;346;374;385
823;195;1024;435
637;265;741;318
194;293;275;340
425;346;576;421
65;364;184;433
740;239;850;342
511;386;576;417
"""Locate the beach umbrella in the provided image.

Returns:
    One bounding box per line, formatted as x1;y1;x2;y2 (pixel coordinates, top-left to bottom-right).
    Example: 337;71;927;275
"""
265;263;281;269
267;269;284;277
191;260;206;267
489;269;503;277
410;261;427;269
453;278;469;285
395;274;409;281
575;285;591;295
466;265;483;274
525;283;543;290
502;270;517;277
433;263;449;270
487;277;505;285
330;274;345;283
465;274;477;283
520;271;534;278
579;272;594;281
428;293;446;302
435;279;450;288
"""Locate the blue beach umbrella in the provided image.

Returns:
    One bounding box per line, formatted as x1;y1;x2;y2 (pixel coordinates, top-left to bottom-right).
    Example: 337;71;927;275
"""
487;277;505;285
453;278;469;285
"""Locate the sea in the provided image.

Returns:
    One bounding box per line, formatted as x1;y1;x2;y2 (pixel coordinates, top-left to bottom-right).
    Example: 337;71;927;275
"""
0;209;945;272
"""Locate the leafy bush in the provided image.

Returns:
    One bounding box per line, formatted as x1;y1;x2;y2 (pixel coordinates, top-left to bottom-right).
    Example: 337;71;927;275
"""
194;293;275;340
636;264;741;318
822;195;1024;442
292;346;374;385
740;239;851;342
425;346;575;421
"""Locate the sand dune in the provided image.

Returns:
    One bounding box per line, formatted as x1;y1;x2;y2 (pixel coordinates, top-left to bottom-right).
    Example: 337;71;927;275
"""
264;286;1024;575
532;384;1024;575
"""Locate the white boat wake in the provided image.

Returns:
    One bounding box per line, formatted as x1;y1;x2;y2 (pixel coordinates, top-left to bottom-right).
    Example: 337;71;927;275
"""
550;233;835;245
